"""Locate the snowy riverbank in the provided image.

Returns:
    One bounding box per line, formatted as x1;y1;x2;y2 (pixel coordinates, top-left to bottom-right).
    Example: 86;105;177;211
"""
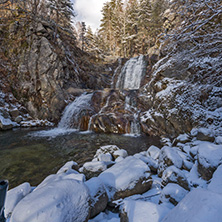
3;127;222;222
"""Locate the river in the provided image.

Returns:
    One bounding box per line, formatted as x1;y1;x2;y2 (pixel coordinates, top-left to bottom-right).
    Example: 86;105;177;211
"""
0;128;160;189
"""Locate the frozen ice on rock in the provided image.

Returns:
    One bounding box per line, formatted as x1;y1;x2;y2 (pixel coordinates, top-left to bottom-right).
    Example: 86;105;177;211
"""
99;156;152;200
120;200;170;222
160;183;188;206
161;189;222;222
147;145;161;160
10;180;90;222
115;156;124;163
85;177;108;218
5;182;31;218
197;142;222;180
208;164;222;194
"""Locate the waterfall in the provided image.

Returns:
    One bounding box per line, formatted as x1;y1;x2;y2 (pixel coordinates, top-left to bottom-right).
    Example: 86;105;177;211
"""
116;55;147;90
58;93;93;129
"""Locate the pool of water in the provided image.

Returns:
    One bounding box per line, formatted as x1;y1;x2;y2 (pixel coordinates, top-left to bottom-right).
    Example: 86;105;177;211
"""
0;128;160;189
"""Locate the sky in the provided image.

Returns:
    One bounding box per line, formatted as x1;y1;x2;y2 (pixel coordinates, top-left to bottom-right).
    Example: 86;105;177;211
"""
73;0;108;32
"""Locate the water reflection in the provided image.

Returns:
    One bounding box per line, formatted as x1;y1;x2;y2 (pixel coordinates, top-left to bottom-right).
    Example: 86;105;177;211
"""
0;128;160;188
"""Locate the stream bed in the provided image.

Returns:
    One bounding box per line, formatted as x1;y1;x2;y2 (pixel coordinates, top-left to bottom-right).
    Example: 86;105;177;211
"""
0;128;160;189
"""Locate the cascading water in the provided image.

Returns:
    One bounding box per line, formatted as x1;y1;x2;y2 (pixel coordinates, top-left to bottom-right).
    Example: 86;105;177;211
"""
116;55;147;90
31;93;93;138
58;93;93;129
115;55;147;136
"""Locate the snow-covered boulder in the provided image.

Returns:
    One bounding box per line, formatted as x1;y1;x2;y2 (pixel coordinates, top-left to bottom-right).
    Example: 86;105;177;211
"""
113;149;128;159
97;153;113;162
120;200;170;222
162;189;222;222
56;161;79;174
162;166;190;190
215;136;222;145
208;164;222;194
94;145;120;160
99;156;152;201
197;142;222;180
146;145;161;160
11;179;90;222
85;177;108;218
160;183;188;206
81;161;107;179
5;182;31;218
158;146;183;176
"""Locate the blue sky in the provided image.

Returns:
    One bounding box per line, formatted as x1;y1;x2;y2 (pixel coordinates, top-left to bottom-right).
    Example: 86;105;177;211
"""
73;0;108;31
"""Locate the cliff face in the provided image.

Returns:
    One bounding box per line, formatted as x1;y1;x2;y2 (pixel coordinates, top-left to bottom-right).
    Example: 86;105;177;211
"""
0;17;114;129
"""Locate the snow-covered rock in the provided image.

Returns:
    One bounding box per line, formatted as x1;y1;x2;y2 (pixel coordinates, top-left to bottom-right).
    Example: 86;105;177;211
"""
56;161;79;174
162;189;222;222
11;180;90;222
160;183;188;206
113;149;128;159
99;156;152;200
120;200;170;222
208;164;222;194
146;145;161;160
5;182;31;218
88;211;120;222
81;161;107;179
162;166;190;190
215;136;222;145
98;153;113;162
158;146;183;176
197;142;222;180
85;177;108;218
94;145;120;160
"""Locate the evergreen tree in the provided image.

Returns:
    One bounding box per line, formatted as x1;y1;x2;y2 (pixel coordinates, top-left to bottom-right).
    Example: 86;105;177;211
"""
48;0;75;28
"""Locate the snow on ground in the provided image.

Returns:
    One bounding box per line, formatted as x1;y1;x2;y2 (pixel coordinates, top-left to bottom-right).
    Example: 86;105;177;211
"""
208;164;222;194
162;188;222;222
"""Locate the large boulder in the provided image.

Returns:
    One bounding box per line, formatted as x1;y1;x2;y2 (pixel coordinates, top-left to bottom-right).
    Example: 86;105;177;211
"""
197;142;222;180
162;166;190;190
5;182;31;218
120;200;170;222
10;179;90;222
98;156;152;201
158;146;183;176
208;164;222;194
162;189;222;222
85;177;108;218
160;183;188;206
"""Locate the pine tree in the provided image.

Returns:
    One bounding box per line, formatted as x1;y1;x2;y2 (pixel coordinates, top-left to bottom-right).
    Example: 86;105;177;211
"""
48;0;75;28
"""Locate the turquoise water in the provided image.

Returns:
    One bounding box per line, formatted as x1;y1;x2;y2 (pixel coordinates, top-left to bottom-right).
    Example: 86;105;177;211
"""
0;128;160;188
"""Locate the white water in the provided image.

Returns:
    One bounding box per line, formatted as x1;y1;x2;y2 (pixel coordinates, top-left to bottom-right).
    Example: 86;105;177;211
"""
31;93;93;138
58;93;93;129
116;55;147;90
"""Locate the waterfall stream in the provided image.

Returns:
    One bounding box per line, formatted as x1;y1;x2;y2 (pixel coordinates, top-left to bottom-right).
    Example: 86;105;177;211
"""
58;93;93;129
116;55;147;90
